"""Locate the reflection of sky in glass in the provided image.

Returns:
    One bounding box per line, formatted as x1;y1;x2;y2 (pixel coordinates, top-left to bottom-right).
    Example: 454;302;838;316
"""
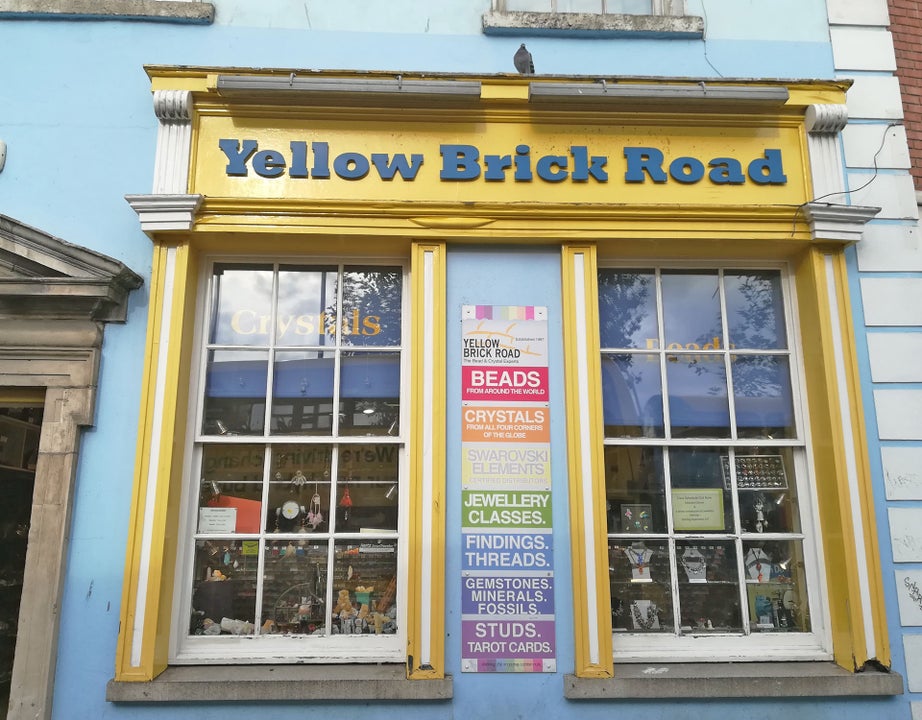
665;355;730;433
341;267;403;348
210;265;273;346
732;355;795;437
600;354;664;437
598;271;656;349
725;272;787;350
277;266;337;347
662;271;722;348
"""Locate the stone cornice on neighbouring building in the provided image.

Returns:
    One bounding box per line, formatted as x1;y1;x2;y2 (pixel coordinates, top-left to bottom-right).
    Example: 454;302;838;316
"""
0;0;214;23
0;214;143;322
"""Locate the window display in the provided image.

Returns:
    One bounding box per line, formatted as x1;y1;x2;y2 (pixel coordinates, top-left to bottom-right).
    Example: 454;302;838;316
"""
599;267;814;649
177;262;405;662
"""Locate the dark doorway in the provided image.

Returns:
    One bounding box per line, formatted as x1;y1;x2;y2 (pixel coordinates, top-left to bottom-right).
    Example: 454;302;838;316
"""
0;401;43;718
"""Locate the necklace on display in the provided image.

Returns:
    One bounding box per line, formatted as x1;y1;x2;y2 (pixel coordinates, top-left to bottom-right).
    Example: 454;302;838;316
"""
631;602;658;630
681;551;706;579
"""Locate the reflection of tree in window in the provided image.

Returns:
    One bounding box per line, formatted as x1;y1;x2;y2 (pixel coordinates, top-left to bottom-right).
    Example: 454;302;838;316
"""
598;271;653;349
329;267;403;347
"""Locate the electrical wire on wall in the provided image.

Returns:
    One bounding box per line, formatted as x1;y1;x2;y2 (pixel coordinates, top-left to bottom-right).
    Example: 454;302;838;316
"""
790;121;903;234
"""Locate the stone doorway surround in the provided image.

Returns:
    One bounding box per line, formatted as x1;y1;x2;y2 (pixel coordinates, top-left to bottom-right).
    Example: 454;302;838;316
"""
0;214;141;720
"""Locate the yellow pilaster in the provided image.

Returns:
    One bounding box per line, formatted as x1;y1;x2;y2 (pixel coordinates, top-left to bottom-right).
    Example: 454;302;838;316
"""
561;243;614;678
406;241;447;679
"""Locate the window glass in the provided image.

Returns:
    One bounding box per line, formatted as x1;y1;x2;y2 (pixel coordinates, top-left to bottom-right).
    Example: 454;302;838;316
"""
725;271;787;350
600;353;664;438
661;270;722;349
597;266;813;649
732;355;795;439
209;264;273;346
505;0;655;13
665;353;730;438
185;261;404;659
276;265;337;347
598;270;656;349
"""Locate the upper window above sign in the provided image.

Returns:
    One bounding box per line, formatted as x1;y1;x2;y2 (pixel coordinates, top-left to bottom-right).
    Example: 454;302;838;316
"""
483;0;703;38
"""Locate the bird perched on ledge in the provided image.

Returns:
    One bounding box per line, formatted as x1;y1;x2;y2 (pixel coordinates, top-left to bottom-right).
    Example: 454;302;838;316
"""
514;43;535;74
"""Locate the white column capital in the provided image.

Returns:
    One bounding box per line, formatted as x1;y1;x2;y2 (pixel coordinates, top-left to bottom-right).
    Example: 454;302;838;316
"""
806;104;849;134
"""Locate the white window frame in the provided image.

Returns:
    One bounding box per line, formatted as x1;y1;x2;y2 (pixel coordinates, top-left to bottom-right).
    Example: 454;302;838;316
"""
491;0;685;15
170;255;410;665
597;261;832;663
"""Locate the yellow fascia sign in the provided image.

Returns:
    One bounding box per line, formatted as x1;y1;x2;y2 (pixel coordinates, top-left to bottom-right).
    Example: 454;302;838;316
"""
179;70;832;211
194;118;806;207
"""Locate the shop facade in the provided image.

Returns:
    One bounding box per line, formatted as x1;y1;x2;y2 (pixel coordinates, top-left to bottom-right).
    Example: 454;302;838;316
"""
1;1;919;719
106;66;903;712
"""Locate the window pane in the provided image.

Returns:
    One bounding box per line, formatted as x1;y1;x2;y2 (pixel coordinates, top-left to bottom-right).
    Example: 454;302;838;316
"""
336;443;400;532
669;447;733;533
605;446;667;534
744;540;811;633
606;0;654;12
209;264;274;346
598;270;657;349
198;444;264;534
339;352;401;436
661;271;723;349
732;355;795;439
665;353;730;437
559;0;604;12
733;448;801;534
506;0;553;10
190;539;259;635
340;266;403;347
202;349;268;435
268;445;332;534
601;353;664;437
725;271;787;350
271;351;335;436
262;540;328;635
276;265;337;347
676;540;743;634
609;540;674;633
332;540;399;635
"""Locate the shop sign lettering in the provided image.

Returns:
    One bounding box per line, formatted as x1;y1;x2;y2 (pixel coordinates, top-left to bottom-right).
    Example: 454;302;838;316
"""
218;139;787;186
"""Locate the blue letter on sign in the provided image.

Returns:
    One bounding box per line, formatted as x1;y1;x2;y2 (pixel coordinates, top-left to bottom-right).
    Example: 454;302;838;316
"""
440;145;481;180
219;139;258;176
748;149;787;185
623;147;667;183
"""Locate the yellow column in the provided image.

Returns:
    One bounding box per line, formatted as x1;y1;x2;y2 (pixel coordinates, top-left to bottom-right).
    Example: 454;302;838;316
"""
406;241;447;679
561;243;614;678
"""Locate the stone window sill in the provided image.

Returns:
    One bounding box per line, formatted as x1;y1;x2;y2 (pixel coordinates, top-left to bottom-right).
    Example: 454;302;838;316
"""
482;11;703;39
565;662;903;699
0;0;214;24
106;664;453;703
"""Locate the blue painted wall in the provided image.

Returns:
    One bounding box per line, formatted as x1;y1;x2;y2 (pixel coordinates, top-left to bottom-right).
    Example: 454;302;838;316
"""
0;1;907;718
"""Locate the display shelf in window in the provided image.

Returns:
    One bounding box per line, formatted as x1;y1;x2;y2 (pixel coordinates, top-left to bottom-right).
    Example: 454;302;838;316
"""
722;454;787;490
609;540;674;633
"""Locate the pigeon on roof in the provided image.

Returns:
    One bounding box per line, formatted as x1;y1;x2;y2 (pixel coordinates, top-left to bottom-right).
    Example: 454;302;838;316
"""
514;44;535;74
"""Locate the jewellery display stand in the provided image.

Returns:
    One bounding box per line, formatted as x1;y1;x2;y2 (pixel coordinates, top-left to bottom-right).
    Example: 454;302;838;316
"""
743;544;803;633
723;455;798;534
609;541;672;633
675;542;742;633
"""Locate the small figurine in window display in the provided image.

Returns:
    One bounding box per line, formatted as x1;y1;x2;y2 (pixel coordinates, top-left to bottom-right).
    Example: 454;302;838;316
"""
754;493;768;533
